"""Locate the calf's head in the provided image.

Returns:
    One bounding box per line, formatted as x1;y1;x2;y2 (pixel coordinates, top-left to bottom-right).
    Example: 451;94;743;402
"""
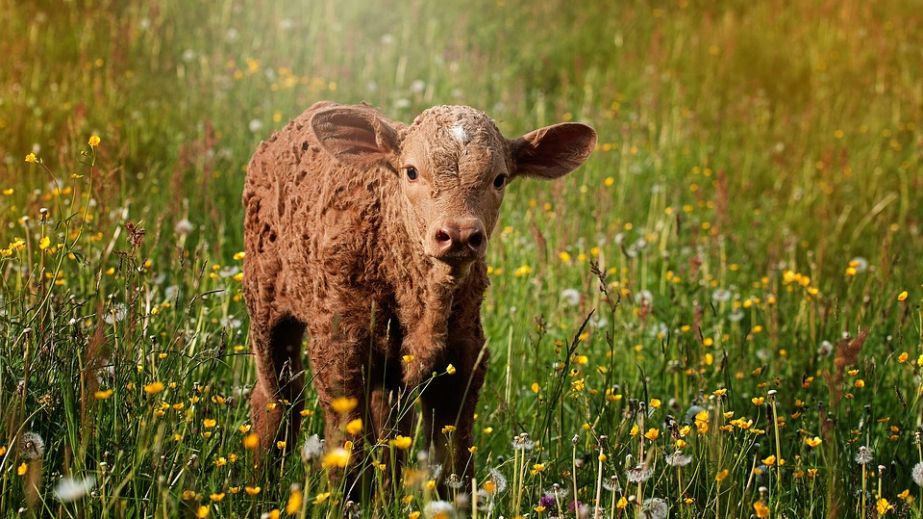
311;104;596;269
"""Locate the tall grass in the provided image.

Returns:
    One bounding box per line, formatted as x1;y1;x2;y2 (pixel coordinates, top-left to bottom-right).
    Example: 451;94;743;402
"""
0;0;920;517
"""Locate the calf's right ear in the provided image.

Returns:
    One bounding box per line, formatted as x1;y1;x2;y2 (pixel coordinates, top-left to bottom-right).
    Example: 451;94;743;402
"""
310;106;401;168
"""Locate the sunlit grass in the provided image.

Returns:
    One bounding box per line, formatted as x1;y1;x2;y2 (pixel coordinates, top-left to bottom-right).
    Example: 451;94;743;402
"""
0;0;921;517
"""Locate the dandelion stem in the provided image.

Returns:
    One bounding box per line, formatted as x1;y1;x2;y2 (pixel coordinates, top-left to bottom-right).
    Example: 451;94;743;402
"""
594;445;604;518
572;440;579;512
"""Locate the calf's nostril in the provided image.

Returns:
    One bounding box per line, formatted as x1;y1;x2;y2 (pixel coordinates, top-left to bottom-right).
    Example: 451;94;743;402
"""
435;229;452;244
467;231;483;248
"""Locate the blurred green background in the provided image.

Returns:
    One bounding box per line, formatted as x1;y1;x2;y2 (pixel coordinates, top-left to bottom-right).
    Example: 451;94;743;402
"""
1;0;921;517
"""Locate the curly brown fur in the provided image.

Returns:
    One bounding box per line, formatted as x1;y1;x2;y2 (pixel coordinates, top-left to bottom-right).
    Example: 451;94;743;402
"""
243;100;596;492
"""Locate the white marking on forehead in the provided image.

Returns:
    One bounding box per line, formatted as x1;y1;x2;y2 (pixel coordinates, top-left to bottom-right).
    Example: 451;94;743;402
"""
450;125;469;145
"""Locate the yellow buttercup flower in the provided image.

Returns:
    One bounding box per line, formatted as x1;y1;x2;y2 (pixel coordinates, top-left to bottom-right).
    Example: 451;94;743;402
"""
321;447;350;468
391;435;412;450
25;153;37;163
898;291;909;302
88;134;101;147
285;487;303;514
331;396;358;414
242;433;260;450
345;418;363;435
143;381;165;394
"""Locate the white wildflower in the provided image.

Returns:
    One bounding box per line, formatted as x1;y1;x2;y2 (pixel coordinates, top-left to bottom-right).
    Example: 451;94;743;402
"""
174;218;194;237
641;497;668;519
410;80;426;94
626;461;652;483
488;467;507;493
54;476;96;503
712;288;732;303
636;290;653;306
560;288;581;307
855;446;873;465
104;303;127;324
912;462;923;487
850;257;868;273
664;451;692;467
301;434;323;462
424;500;455;519
19;432;45;460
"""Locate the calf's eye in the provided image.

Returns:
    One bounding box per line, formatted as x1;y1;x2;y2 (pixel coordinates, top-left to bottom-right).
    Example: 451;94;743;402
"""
405;166;418;181
493;174;508;189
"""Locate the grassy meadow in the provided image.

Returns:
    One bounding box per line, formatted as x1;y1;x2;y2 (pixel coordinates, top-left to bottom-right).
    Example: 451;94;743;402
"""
1;0;922;517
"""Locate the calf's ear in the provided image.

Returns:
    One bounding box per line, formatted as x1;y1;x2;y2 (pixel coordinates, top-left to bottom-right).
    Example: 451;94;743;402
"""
310;106;401;168
509;122;597;179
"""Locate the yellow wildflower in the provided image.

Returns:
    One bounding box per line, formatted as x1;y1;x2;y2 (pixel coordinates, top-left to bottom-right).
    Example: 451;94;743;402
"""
285;487;303;514
345;418;363;435
143;381;165;394
321;447;350;468
330;396;358;414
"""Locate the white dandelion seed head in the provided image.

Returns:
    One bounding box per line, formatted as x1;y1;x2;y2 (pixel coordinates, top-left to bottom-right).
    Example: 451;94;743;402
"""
174;218;194;237
54;476;96;503
855;446;873;465
545;484;569;499
665;451;692;467
626;461;652;483
635;290;654;305
489;467;507;493
560;288;581;307
248;119;263;133
301;434;323;463
641;497;668;519
602;475;621;492
712;288;732;303
512;433;535;451
446;473;464;489
850;257;869;273
410;80;427;94
104;303;127;324
424;500;456;519
19;432;45;460
817;340;833;357
912;462;923;487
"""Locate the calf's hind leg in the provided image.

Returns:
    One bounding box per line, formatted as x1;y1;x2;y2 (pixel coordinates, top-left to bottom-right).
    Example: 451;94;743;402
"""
250;313;307;451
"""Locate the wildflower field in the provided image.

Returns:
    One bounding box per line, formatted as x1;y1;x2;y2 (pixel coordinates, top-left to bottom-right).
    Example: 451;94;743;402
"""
1;0;921;517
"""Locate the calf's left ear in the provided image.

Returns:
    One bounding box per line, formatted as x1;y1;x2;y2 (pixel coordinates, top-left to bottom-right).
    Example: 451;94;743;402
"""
509;122;597;179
